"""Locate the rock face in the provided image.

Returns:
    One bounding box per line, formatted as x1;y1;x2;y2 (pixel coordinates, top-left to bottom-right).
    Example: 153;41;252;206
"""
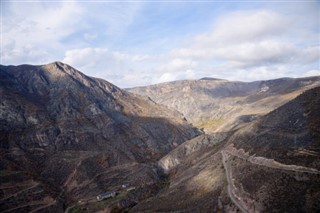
158;133;228;173
128;77;320;132
0;62;198;212
132;86;320;213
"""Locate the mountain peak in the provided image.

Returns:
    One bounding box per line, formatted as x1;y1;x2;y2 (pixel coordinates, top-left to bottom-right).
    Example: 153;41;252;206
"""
0;62;199;212
199;77;225;81
41;61;80;76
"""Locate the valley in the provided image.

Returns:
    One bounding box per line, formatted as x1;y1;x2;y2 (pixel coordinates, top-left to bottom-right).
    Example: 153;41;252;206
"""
1;62;320;212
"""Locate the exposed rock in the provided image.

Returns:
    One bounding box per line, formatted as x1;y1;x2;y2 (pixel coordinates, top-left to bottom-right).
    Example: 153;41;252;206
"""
2;61;320;212
132;86;320;213
128;77;320;132
0;62;199;212
159;133;228;173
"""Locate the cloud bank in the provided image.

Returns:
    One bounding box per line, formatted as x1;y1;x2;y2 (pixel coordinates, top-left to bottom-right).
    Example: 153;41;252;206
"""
2;1;319;87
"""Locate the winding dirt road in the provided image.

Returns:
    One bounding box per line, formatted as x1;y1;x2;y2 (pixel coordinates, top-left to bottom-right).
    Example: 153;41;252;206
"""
221;151;249;213
224;144;320;174
221;145;320;213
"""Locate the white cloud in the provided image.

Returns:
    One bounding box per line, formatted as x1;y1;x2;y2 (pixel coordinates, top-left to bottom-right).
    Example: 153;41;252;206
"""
156;69;197;84
169;9;319;81
2;1;143;65
2;2;319;87
62;47;200;87
305;69;320;77
171;41;319;68
160;58;197;71
2;1;85;64
62;47;136;82
4;2;84;45
211;41;319;67
194;10;288;47
112;52;150;62
63;48;109;71
62;47;154;87
2;44;51;65
157;72;176;83
63;48;150;70
228;66;293;82
171;11;318;64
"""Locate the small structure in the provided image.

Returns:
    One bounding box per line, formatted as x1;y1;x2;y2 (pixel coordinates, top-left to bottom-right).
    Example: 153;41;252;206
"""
121;184;129;189
96;191;116;201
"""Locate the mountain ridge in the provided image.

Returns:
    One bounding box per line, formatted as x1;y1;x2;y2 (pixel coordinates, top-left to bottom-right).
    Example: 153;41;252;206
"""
1;61;320;212
128;75;320;132
131;86;320;213
0;62;199;212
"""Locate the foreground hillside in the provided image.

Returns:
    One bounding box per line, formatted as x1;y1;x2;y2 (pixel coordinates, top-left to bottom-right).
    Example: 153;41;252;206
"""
0;62;198;212
128;77;320;132
132;86;320;212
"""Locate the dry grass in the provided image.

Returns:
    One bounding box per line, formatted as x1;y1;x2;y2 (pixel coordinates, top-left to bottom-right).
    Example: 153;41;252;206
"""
194;118;225;133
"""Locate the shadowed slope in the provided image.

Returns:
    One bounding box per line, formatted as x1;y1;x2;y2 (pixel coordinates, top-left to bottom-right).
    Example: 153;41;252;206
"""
0;62;199;212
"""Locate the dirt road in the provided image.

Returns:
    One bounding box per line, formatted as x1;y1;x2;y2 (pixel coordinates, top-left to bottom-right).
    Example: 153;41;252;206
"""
221;151;249;213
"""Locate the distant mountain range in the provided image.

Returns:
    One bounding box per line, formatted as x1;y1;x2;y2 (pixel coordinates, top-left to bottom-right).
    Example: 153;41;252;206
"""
1;62;319;212
128;76;320;132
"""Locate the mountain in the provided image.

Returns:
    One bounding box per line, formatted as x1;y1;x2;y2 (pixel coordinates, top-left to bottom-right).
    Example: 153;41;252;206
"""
2;62;319;212
0;62;199;212
131;86;320;212
128;77;320;132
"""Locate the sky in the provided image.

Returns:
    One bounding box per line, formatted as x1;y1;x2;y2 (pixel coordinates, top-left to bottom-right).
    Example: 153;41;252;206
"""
1;0;319;88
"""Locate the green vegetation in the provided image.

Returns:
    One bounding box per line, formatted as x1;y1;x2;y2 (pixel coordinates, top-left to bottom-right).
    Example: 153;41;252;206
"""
194;118;225;132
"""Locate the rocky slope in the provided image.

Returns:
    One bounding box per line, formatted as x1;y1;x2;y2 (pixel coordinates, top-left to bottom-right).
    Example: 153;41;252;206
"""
128;77;320;132
132;86;320;213
0;62;199;212
2;61;319;212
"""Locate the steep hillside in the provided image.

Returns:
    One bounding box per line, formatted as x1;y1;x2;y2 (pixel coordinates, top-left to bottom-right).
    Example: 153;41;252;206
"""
0;62;199;212
132;86;320;213
233;86;320;169
128;77;320;132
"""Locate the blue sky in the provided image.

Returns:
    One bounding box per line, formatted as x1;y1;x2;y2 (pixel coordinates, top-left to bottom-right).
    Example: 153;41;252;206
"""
1;0;319;88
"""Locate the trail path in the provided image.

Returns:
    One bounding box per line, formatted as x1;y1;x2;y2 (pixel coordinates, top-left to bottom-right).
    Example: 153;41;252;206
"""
221;151;249;213
221;144;320;213
225;144;320;174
